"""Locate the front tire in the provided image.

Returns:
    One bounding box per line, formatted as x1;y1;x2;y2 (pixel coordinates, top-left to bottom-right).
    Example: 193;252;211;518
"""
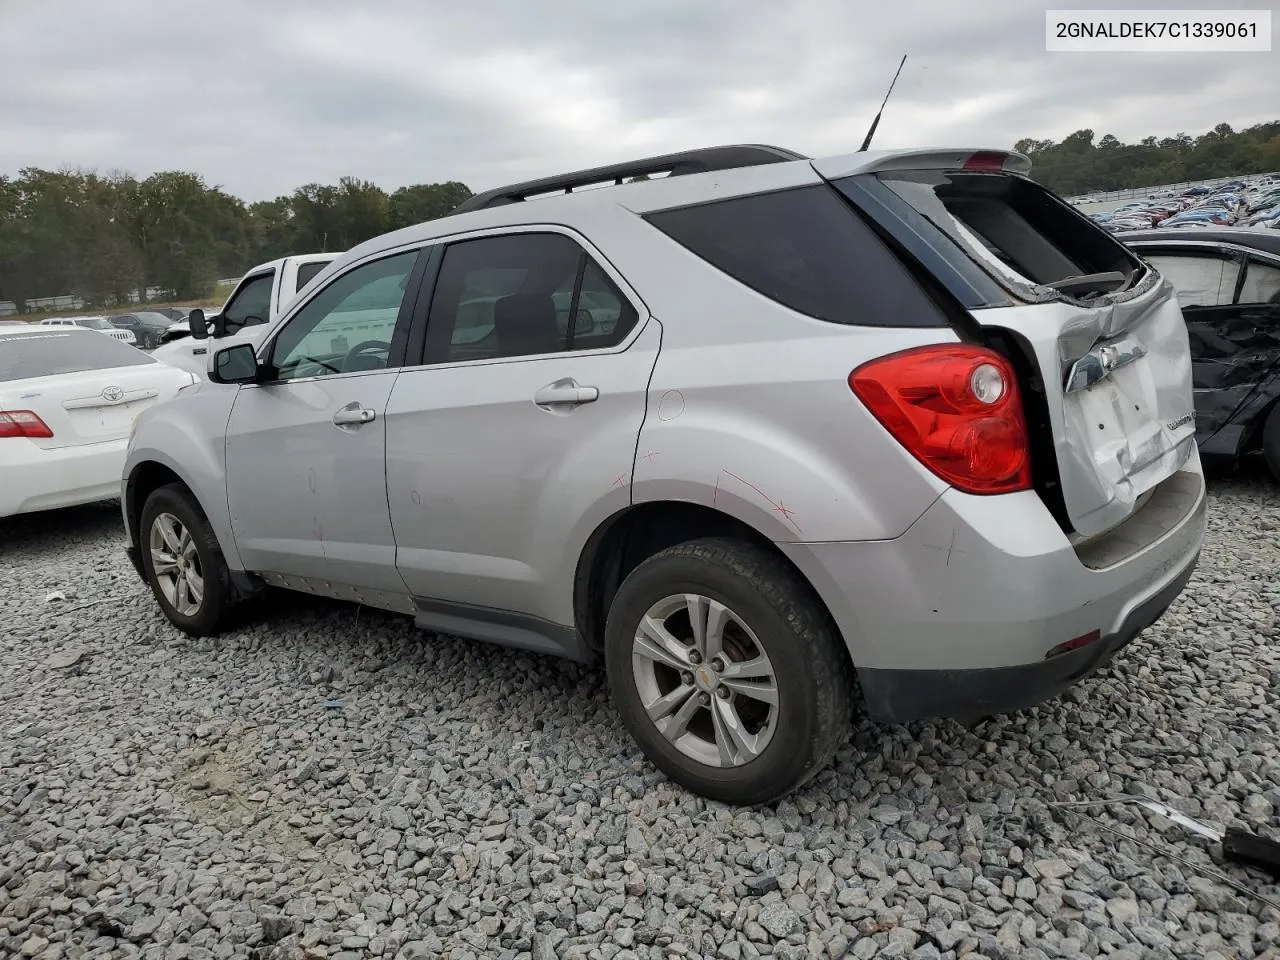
604;537;854;805
139;483;249;636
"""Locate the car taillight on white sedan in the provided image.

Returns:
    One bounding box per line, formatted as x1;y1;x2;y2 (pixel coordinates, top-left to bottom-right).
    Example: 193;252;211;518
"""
0;410;54;439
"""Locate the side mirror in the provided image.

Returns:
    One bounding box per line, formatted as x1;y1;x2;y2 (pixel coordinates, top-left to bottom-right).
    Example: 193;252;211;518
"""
209;343;261;384
211;313;228;337
187;308;208;340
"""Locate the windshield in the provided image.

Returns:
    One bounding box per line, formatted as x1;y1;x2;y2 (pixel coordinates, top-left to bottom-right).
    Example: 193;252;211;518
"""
0;330;154;382
76;317;112;330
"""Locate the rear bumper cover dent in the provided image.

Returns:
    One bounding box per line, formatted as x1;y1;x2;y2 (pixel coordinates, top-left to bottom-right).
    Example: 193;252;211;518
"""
856;547;1199;723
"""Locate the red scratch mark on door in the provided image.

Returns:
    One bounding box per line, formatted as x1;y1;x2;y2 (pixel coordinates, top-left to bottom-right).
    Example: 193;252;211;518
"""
642;451;660;462
611;472;627;488
721;470;803;535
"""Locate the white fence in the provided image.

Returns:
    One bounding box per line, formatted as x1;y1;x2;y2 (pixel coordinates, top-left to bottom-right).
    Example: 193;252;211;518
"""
0;281;237;318
1;289;163;317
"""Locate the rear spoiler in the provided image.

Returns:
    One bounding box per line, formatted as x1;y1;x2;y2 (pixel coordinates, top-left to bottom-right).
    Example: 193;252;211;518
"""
811;148;1033;180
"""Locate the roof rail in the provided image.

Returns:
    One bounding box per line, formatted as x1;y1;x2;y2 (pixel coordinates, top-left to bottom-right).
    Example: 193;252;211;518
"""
453;144;807;214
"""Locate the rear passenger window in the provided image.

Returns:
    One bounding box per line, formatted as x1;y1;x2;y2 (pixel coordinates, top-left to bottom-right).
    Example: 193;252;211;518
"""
1144;254;1239;307
644;186;936;327
424;233;638;363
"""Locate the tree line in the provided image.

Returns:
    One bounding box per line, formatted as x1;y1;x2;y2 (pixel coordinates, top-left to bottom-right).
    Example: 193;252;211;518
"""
1016;120;1280;197
0;172;471;311
3;119;1278;311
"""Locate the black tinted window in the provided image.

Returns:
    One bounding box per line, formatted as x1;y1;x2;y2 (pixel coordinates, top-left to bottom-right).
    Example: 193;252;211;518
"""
296;261;328;293
222;272;275;328
424;233;638;363
0;331;154;382
645;186;934;327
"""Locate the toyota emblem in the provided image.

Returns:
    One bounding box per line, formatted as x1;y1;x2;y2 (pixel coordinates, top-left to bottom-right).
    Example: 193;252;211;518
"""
101;385;124;402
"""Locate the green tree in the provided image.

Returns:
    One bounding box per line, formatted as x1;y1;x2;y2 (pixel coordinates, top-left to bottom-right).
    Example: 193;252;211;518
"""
387;181;473;230
131;171;221;299
1014;120;1280;194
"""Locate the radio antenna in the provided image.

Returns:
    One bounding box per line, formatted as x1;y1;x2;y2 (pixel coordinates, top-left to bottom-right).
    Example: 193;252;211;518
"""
858;55;908;152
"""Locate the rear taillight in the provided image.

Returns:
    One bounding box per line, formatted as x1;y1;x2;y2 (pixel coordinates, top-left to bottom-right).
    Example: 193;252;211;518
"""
0;410;54;439
849;345;1031;495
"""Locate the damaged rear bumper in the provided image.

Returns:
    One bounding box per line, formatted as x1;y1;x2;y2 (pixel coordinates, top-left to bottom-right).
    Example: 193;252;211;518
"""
778;454;1207;725
854;547;1199;723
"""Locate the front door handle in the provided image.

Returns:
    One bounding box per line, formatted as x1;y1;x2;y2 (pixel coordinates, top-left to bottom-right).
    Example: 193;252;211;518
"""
333;403;376;426
534;379;599;406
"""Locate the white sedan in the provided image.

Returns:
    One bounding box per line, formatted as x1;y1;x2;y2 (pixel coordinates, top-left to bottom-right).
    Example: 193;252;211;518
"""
0;327;196;518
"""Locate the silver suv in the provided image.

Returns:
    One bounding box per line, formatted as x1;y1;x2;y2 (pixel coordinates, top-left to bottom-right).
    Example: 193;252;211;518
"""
122;145;1206;804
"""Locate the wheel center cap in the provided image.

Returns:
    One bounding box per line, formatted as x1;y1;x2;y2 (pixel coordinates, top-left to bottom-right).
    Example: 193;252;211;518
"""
694;666;718;691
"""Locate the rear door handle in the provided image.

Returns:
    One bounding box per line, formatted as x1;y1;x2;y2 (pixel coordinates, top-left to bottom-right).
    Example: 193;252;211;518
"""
333;403;376;426
534;379;599;406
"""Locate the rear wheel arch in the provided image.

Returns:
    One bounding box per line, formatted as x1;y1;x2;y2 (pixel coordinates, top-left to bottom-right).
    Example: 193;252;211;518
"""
572;500;854;667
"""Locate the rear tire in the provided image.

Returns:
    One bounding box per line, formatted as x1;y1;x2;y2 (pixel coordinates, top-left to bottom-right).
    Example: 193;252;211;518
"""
604;537;854;805
1263;404;1280;482
139;483;250;636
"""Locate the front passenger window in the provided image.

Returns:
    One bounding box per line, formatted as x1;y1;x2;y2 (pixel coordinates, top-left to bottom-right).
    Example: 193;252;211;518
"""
222;272;275;330
270;250;418;381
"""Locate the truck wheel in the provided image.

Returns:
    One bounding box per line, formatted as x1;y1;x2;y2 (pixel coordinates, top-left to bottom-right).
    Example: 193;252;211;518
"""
604;537;854;805
139;483;251;636
1264;403;1280;482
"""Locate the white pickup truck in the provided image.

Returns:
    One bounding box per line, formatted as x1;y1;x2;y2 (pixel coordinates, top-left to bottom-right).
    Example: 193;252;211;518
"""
150;254;338;377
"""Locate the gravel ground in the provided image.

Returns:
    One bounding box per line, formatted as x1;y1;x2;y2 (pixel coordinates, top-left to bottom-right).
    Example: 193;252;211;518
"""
2;467;1279;960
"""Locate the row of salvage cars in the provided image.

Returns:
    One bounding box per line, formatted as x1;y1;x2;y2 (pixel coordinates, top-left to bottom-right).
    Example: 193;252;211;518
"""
1088;175;1280;232
2;176;1280;528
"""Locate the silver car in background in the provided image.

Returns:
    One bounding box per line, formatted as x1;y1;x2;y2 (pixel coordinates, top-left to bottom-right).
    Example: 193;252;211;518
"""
121;145;1205;804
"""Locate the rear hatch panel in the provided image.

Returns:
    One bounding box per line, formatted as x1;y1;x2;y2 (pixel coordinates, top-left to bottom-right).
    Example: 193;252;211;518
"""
976;295;1195;536
816;151;1197;537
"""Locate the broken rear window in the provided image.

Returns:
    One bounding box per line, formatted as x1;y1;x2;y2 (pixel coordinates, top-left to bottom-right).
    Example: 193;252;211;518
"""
871;171;1146;299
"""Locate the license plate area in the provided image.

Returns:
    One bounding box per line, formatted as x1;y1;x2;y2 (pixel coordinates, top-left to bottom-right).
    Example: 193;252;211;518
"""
70;398;156;438
1066;356;1186;489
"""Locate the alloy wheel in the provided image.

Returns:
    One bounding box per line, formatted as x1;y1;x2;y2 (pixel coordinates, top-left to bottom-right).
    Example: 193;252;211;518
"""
631;593;779;768
149;512;204;617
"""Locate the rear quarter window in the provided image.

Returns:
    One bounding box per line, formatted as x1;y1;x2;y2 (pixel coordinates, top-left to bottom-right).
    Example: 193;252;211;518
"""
643;185;947;328
0;331;154;382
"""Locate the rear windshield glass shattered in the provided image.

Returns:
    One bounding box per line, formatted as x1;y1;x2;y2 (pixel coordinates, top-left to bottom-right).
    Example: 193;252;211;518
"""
875;171;1144;298
0;331;155;382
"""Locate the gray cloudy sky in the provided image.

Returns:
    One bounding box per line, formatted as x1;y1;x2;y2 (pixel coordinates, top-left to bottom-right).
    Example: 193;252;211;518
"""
2;0;1275;201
